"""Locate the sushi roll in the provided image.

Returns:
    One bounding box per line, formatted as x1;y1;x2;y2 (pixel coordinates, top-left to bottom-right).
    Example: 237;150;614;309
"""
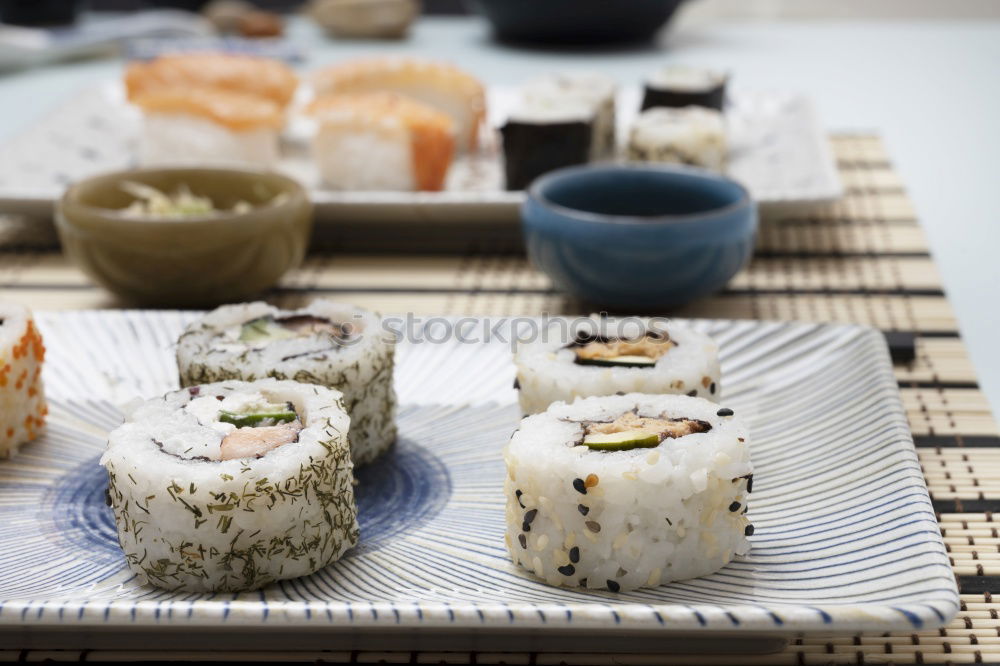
124;52;299;108
504;393;752;591
311;58;486;152
500;102;593;191
0;304;46;457
513;317;720;415
627;106;727;172
101;379;358;592
641;66;728;112
307;92;455;191
131;87;283;167
522;72;617;160
176;301;396;466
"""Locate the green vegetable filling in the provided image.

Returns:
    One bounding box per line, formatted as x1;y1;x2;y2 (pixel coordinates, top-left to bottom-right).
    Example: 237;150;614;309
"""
219;402;297;428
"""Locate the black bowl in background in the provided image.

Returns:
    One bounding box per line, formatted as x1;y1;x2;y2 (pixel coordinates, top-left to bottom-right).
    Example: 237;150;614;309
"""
472;0;685;46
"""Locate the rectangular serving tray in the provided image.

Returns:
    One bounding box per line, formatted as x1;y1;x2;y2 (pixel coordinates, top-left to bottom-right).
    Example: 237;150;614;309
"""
0;84;841;231
0;312;955;652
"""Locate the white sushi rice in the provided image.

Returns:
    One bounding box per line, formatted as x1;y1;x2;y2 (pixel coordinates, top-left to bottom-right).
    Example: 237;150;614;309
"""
139;113;279;168
176;301;397;466
522;72;617;160
504;393;752;592
313;120;417;191
101;379;358;592
627;106;727;171
513;318;721;415
647;66;727;93
0;303;46;457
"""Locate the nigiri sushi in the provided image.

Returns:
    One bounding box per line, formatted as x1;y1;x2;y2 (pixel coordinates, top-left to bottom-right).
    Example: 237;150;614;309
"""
131;87;284;167
312;58;485;152
307;92;455;191
124;52;298;108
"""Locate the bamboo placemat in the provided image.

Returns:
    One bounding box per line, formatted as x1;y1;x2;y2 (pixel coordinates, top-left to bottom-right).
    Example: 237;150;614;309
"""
2;134;999;665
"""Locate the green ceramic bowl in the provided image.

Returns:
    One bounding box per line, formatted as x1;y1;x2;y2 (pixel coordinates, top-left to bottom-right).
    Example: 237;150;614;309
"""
56;168;313;308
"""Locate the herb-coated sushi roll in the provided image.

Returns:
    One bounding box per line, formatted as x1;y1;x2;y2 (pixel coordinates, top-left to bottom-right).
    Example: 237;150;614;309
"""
176;301;396;466
500;103;593;191
0;304;46;457
627;106;727;172
640;66;728;112
101;379;358;592
513;318;721;415
504;393;752;592
522;72;617;160
307;92;456;191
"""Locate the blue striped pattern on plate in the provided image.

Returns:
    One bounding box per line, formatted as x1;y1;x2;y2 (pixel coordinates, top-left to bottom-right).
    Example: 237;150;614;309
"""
0;312;957;634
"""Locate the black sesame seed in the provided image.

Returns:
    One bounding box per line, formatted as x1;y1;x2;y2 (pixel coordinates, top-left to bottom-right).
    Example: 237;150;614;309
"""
710;382;716;395
745;524;755;537
573;478;587;494
524;509;538;525
585;521;601;533
577;504;590;516
579;578;588;588
607;580;621;593
558;564;576;576
686;390;697;397
742;506;749;515
515;489;525;509
729;501;741;512
746;474;754;493
615;391;626;396
569;546;580;563
513;377;520;390
717;407;734;417
518;534;527;549
104;488;112;507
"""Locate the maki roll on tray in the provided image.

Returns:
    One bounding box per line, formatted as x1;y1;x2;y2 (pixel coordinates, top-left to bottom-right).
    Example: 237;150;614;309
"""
641;66;728;113
501;103;593;191
504;393;752;592
102;379;358;592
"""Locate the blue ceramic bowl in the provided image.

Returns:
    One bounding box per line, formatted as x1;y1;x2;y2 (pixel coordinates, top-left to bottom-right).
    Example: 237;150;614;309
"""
523;164;756;309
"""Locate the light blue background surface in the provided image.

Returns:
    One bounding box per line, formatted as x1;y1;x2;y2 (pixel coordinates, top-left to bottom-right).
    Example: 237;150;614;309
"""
0;16;997;414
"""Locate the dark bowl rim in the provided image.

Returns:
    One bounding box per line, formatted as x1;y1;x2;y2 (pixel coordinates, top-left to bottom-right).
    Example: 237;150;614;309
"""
57;166;308;226
526;162;753;225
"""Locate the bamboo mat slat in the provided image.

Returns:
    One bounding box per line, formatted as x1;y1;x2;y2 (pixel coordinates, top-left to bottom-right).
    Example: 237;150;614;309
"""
2;134;999;665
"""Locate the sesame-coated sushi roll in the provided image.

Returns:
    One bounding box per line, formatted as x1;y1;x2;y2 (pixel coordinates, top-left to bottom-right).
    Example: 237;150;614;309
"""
131;87;283;167
101;379;358;592
176;301;396;466
124;52;299;108
500;102;593;191
521;72;617;160
307;92;455;191
0;304;46;457
312;58;486;152
504;393;752;592
627;106;727;172
513;317;720;415
640;66;728;112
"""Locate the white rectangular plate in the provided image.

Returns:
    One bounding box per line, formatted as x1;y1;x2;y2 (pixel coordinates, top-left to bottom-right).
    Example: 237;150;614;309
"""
0;83;840;226
0;312;955;651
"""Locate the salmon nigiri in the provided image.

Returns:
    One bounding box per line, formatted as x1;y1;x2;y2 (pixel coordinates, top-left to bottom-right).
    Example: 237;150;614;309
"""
131;87;284;167
312;58;484;152
307;92;455;192
125;52;298;108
